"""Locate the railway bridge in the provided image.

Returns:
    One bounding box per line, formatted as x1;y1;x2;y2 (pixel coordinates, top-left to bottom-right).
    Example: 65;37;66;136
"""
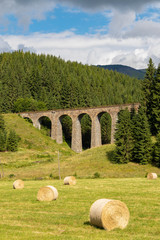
20;103;139;153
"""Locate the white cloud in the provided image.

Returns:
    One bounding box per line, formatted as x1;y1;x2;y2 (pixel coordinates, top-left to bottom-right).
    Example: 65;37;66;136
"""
0;0;57;29
17;44;36;53
108;10;136;37
0;37;12;52
2;31;160;69
125;20;160;38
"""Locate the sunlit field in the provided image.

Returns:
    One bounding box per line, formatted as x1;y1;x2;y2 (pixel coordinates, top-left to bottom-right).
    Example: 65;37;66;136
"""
0;178;159;240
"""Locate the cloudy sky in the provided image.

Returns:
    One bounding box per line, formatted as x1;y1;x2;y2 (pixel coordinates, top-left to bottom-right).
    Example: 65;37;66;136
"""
1;0;160;69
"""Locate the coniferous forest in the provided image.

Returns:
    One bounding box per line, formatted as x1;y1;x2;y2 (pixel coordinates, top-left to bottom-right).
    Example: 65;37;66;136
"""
0;51;142;113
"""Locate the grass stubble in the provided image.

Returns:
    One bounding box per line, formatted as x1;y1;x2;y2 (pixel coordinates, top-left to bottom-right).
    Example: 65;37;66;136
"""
0;178;159;240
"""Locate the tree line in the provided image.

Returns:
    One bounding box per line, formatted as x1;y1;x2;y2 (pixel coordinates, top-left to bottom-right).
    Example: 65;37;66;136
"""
114;59;160;167
0;51;142;113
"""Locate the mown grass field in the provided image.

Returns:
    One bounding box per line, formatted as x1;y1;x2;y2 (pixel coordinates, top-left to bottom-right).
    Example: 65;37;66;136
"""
0;178;160;240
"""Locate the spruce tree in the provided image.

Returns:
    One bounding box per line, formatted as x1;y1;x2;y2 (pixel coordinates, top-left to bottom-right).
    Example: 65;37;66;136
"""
151;64;160;135
7;129;19;152
142;58;156;133
114;109;133;164
153;132;160;167
132;106;152;164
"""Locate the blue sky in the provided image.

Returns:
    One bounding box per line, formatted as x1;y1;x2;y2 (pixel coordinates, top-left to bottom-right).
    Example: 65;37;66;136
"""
0;0;160;68
30;8;110;35
1;6;111;35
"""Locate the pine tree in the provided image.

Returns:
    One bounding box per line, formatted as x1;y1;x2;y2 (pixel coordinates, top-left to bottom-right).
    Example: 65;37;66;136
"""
151;64;160;135
114;109;133;164
132;106;152;164
153;132;160;167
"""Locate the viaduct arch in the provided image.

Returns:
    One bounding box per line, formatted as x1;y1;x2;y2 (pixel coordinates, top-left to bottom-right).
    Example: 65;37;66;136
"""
20;103;140;153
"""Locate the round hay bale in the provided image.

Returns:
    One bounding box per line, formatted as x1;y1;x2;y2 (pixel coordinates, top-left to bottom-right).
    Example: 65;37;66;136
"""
90;199;130;231
47;185;58;199
64;176;76;185
147;173;157;180
13;179;24;189
37;185;58;201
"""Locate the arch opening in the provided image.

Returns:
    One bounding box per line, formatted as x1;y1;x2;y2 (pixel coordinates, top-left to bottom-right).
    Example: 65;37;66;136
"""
60;115;72;147
79;113;92;150
98;112;112;145
38;116;51;136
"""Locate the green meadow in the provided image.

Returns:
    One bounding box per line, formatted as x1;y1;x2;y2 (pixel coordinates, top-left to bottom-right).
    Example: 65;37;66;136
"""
0;178;160;240
1;114;160;180
0;114;160;239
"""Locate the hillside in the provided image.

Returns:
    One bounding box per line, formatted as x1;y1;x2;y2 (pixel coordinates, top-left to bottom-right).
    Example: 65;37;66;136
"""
97;64;146;79
1;114;160;180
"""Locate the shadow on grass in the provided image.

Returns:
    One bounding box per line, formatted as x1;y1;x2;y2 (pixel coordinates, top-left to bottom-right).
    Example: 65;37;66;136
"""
84;221;103;230
84;221;91;226
106;150;116;163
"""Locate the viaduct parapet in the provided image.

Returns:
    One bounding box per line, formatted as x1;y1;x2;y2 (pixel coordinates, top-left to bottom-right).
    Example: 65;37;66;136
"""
20;103;140;153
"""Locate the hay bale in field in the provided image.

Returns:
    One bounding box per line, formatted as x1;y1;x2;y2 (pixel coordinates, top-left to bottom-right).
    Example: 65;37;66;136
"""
90;198;130;231
47;185;58;199
13;179;24;189
64;176;76;185
147;173;157;180
37;185;58;201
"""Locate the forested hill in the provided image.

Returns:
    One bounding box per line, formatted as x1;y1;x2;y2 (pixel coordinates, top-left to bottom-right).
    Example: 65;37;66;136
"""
0;51;143;113
97;64;146;79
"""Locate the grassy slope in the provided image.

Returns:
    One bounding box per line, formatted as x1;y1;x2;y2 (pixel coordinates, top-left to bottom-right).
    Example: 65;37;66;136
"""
1;114;75;179
0;179;159;240
1;114;160;180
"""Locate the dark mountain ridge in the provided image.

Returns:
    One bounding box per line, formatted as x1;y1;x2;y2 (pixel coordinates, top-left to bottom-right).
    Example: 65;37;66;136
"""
97;64;146;79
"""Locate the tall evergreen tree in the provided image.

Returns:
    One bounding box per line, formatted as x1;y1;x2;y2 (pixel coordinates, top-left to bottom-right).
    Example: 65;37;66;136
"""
150;64;160;135
142;58;156;132
132;106;152;164
114;109;133;164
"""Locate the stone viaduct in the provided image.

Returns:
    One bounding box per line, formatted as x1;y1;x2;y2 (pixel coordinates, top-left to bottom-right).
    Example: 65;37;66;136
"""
20;103;140;153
